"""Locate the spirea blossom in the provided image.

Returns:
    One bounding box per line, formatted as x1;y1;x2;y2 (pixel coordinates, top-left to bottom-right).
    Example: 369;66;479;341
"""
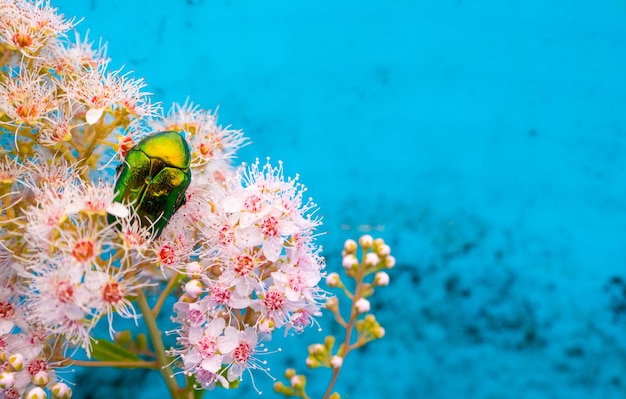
0;1;327;396
167;159;326;387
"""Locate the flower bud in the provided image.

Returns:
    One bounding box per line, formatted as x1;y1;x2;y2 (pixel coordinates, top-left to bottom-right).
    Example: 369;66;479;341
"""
364;252;380;267
373;271;390;286
359;234;373;249
377;244;391;257
8;353;24;371
330;355;343;369
373;325;386;339
52;382;72;399
354;298;370;313
32;370;50;386
324;296;339;311
326;272;340;287
185;261;203;279
309;343;325;355
284;368;296;379
384;255;396;268
342;254;358;269
184;279;203;298
274;381;287;393
343;239;357;253
0;371;15;389
26;387;47;399
290;375;305;388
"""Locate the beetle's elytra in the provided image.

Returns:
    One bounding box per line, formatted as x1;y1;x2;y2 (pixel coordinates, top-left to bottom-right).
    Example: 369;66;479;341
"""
108;131;192;237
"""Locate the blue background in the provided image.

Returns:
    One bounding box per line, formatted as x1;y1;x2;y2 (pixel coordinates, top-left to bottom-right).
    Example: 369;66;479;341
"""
56;1;626;398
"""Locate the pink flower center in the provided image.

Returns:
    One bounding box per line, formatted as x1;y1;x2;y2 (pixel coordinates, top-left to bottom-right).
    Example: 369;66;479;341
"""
243;195;263;212
289;273;305;293
199;135;220;158
198;336;218;358
187;308;205;325
218;224;233;246
72;239;94;262
52;122;70;139
233;342;251;363
124;229;145;247
27;358;47;376
234;254;254;276
260;216;279;237
118;136;134;158
103;281;125;304
0;302;15;319
263;288;284;311
84;198;105;212
159;245;176;265
16;103;38;121
4;388;19;399
210;286;231;305
56;280;74;303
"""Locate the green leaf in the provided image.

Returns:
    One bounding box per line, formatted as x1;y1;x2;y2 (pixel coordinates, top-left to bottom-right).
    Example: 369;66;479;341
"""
91;338;142;364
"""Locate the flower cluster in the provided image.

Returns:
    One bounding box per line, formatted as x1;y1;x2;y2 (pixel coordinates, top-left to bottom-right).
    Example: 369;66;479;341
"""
168;159;325;389
0;1;327;398
0;330;72;399
275;235;394;399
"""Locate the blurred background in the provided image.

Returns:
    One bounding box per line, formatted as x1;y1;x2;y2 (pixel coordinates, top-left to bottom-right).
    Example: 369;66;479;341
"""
57;1;626;398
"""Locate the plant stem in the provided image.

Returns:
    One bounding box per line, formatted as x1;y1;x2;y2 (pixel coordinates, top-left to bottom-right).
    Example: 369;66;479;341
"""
153;273;182;317
137;289;182;399
322;265;366;399
57;359;159;369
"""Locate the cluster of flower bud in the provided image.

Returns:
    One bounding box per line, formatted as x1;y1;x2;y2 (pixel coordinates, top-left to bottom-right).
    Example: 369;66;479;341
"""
341;235;395;278
275;236;394;398
0;340;72;399
273;368;307;396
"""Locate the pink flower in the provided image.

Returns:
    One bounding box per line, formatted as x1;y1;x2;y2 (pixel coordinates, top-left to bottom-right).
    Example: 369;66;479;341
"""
0;0;75;57
220;159;321;262
219;326;268;383
152;100;248;167
182;317;226;374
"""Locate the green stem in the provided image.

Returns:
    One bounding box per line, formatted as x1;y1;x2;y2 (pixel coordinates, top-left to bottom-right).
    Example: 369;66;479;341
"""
153;273;183;317
57;359;159;369
322;263;366;399
137;290;182;399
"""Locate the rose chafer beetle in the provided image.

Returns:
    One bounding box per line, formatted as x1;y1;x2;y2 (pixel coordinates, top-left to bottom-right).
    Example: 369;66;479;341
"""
108;131;192;237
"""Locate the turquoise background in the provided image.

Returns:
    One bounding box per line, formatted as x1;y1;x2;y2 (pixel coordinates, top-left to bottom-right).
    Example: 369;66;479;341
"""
56;1;626;398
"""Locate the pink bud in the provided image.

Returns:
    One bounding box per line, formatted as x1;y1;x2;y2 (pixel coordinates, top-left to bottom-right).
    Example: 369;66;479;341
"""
342;254;358;269
330;355;343;369
343;239;357;253
326;272;340;287
184;279;203;298
364;252;380;267
359;234;373;248
374;271;390;286
355;298;370;313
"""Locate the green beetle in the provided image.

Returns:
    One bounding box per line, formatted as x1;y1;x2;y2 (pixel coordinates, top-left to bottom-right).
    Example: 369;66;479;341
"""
108;131;192;237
